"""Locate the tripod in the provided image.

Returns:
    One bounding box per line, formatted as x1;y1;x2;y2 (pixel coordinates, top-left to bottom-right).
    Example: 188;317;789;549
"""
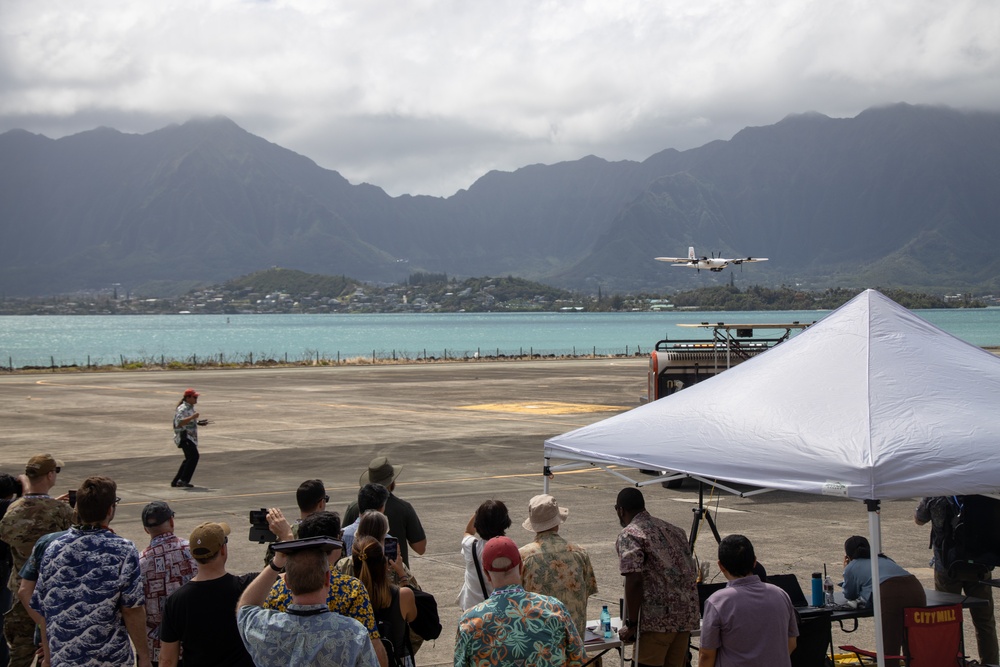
688;481;721;552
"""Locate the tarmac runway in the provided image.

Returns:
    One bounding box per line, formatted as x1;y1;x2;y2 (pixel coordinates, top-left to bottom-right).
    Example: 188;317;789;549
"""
1;359;993;664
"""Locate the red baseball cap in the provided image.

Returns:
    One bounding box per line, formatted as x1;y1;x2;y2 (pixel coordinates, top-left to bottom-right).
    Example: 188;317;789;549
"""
482;536;522;572
183;388;200;398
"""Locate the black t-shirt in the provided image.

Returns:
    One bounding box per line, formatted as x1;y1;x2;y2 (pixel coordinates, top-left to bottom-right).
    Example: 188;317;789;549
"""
160;572;256;667
0;498;15;570
375;587;408;665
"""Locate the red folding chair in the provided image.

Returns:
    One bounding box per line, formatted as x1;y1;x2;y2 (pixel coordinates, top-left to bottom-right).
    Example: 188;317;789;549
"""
840;603;967;667
901;604;965;667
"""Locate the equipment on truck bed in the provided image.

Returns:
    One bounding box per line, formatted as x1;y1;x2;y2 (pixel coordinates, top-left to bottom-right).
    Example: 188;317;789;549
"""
644;322;812;404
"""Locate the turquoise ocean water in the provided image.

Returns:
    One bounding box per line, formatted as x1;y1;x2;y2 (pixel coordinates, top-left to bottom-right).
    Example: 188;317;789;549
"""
1;308;999;369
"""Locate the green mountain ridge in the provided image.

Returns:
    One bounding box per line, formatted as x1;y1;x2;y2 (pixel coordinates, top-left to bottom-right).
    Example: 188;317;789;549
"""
3;104;1000;296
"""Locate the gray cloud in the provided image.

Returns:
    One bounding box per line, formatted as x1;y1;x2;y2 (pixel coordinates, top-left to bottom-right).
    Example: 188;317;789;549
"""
2;0;998;196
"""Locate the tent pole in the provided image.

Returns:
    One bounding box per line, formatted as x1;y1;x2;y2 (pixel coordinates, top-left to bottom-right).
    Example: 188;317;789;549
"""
543;457;551;494
866;499;886;667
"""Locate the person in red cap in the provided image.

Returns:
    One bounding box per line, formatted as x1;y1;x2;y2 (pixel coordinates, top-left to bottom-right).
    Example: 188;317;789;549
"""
455;536;585;666
172;389;207;488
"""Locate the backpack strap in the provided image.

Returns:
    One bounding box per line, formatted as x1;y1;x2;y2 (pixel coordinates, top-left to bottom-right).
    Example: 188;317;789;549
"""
471;539;489;600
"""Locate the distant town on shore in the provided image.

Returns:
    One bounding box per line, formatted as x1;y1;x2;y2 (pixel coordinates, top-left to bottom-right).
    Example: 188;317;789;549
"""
0;268;990;316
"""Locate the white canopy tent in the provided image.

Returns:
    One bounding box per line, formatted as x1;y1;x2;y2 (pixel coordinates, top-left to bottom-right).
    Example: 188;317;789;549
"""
544;289;1000;667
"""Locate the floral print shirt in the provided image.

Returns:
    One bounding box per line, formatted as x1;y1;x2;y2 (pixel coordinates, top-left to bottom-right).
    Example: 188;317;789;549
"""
263;565;380;638
174;402;198;445
455;584;585;666
519;531;597;636
238;603;379;667
616;510;699;633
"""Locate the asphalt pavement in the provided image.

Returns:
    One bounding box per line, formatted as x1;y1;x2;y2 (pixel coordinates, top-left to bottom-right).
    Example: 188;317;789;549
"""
1;359;991;665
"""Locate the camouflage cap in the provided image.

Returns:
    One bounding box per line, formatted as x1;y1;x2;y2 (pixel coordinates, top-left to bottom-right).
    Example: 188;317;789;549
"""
190;521;230;559
25;454;64;478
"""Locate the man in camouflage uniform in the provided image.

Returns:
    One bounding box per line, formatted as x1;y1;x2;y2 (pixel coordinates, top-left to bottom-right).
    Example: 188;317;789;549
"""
0;454;74;667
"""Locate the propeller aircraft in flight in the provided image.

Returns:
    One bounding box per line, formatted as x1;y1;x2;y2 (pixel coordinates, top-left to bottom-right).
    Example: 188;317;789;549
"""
655;246;768;273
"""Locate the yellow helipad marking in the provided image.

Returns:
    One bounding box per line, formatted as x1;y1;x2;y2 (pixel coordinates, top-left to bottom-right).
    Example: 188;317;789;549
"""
459;401;628;415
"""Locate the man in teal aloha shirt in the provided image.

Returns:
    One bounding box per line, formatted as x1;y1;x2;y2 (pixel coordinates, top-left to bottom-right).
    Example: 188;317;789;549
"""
456;536;584;667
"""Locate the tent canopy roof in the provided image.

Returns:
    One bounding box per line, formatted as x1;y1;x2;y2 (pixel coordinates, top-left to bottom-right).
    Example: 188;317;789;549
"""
544;290;1000;500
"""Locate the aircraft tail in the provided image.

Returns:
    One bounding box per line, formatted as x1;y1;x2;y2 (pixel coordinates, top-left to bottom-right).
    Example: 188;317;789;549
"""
688;246;695;260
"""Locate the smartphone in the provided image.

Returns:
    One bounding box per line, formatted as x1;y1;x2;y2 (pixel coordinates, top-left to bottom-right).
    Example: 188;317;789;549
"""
384;536;399;562
68;489;77;508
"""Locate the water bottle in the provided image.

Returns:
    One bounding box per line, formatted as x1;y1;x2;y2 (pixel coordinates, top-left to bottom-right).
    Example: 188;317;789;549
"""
601;604;612;639
823;574;835;606
811;572;823;607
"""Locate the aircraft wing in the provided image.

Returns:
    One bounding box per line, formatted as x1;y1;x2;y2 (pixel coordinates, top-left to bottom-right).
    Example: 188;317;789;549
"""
729;257;768;265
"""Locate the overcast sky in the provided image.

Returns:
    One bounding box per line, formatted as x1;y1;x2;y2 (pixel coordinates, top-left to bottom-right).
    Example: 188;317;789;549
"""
2;1;998;197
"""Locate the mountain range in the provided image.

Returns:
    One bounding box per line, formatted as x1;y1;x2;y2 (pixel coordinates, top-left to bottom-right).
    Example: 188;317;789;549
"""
2;103;999;296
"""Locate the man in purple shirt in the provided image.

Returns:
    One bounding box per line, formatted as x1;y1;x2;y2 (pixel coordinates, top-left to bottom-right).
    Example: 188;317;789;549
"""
699;535;798;667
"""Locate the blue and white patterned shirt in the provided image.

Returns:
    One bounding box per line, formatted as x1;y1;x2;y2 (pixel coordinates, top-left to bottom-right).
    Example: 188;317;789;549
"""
238;603;379;667
31;526;145;667
174;402;198;445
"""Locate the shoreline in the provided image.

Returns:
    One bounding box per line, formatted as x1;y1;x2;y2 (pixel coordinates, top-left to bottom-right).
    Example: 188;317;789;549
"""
6;346;999;375
2;350;648;374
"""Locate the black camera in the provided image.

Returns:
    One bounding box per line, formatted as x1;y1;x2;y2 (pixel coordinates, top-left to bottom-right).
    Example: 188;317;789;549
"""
249;508;277;543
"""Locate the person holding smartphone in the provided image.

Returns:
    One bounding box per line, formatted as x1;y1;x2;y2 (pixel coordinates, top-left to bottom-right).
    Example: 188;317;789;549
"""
337;512;418;590
351;535;417;667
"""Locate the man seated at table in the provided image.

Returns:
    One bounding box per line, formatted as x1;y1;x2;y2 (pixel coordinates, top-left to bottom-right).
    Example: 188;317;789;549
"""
699;535;798;667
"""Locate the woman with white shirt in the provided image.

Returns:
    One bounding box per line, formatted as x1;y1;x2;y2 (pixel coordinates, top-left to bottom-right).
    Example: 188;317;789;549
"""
456;500;511;610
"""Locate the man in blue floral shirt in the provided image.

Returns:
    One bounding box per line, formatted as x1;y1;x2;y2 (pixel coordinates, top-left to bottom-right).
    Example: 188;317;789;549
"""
261;509;387;667
31;476;150;667
238;536;379;667
456;536;584;667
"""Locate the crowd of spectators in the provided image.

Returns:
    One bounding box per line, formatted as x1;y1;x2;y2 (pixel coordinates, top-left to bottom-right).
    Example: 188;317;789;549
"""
5;449;985;667
0;453;778;667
